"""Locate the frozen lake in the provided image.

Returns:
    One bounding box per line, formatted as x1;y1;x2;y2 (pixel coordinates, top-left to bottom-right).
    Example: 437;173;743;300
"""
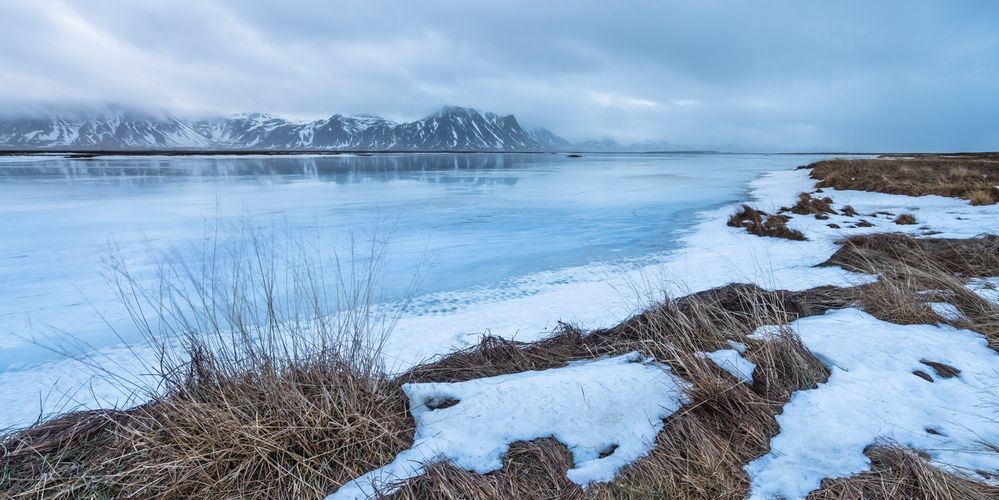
0;152;831;427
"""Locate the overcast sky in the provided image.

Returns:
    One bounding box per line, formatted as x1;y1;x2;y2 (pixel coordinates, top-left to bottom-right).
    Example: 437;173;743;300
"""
1;1;997;151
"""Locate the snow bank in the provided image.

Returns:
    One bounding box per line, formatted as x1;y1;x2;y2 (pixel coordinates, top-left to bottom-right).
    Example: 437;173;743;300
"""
746;308;999;499
328;352;689;499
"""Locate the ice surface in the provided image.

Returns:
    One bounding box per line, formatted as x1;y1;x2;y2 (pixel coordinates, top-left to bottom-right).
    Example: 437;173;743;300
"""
746;308;999;499
0;153;833;428
328;352;689;499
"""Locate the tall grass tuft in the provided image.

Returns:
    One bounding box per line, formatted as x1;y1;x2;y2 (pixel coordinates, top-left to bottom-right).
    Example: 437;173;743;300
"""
1;224;415;498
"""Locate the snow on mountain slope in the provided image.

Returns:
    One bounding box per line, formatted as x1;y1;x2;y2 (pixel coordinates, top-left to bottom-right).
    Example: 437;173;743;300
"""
0;106;570;151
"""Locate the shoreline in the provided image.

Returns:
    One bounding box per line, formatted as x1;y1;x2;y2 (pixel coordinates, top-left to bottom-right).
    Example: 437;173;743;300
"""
4;154;999;499
0;149;893;157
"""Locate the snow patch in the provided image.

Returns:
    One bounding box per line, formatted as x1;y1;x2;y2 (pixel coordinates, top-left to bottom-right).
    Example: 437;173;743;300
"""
328;352;689;499
699;348;755;384
967;277;999;304
746;308;999;499
927;301;966;322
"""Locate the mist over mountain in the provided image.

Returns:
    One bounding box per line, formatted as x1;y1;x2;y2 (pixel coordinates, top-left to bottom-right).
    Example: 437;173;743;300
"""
0;105;575;152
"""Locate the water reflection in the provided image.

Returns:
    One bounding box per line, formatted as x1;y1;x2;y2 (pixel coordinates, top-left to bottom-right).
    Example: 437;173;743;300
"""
0;153;564;186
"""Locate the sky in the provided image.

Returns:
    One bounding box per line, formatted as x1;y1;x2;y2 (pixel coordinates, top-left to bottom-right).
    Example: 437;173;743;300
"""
0;1;997;151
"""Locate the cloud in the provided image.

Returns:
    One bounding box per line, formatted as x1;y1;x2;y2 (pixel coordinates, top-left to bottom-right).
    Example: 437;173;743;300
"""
0;0;997;151
590;92;659;109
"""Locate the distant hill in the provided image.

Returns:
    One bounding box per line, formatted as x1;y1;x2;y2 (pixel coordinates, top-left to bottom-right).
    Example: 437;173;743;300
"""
0;105;573;152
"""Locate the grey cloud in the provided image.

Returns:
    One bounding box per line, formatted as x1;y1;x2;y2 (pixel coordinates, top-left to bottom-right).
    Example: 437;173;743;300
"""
0;1;997;151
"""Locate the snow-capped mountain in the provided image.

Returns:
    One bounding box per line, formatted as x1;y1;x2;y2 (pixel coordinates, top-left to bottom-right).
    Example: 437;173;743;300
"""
0;106;571;151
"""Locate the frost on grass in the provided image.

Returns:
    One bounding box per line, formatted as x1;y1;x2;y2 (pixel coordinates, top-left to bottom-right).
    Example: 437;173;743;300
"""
699;348;755;384
747;308;999;499
329;352;689;499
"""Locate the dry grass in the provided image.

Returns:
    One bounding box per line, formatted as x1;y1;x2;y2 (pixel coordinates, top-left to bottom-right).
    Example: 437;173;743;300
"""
809;156;999;205
1;228;416;498
727;204;806;241
786;192;836;216
392;438;584;499
821;232;999;351
894;213;917;225
822;233;999;278
811;445;999;499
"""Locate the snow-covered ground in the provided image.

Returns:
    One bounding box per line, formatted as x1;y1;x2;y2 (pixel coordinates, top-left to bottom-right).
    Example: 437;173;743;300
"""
330;168;999;498
330;353;689;499
747;309;999;498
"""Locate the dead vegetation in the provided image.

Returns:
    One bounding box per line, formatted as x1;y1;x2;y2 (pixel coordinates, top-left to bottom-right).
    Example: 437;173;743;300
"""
809;156;999;205
821;233;999;278
820;232;999;351
392;438;584;499
1;229;418;498
811;445;999;499
786;192;835;216
727;204;806;241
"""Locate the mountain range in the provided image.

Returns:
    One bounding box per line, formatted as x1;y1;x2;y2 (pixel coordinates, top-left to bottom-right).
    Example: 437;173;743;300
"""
0;106;574;152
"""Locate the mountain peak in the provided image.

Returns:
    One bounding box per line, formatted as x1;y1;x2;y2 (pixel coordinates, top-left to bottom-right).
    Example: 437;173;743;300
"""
0;106;571;151
435;105;480;117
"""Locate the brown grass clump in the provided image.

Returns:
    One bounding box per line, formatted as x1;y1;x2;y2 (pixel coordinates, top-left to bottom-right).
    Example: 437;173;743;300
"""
840;205;858;217
968;188;999;206
809;156;999;205
787;192;836;216
811;445;999;499
392;438;584;499
400;324;600;385
820;232;999;351
821;233;999;277
893;213;917;225
2;347;414;499
728;205;806;241
1;230;417;498
857;277;939;326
